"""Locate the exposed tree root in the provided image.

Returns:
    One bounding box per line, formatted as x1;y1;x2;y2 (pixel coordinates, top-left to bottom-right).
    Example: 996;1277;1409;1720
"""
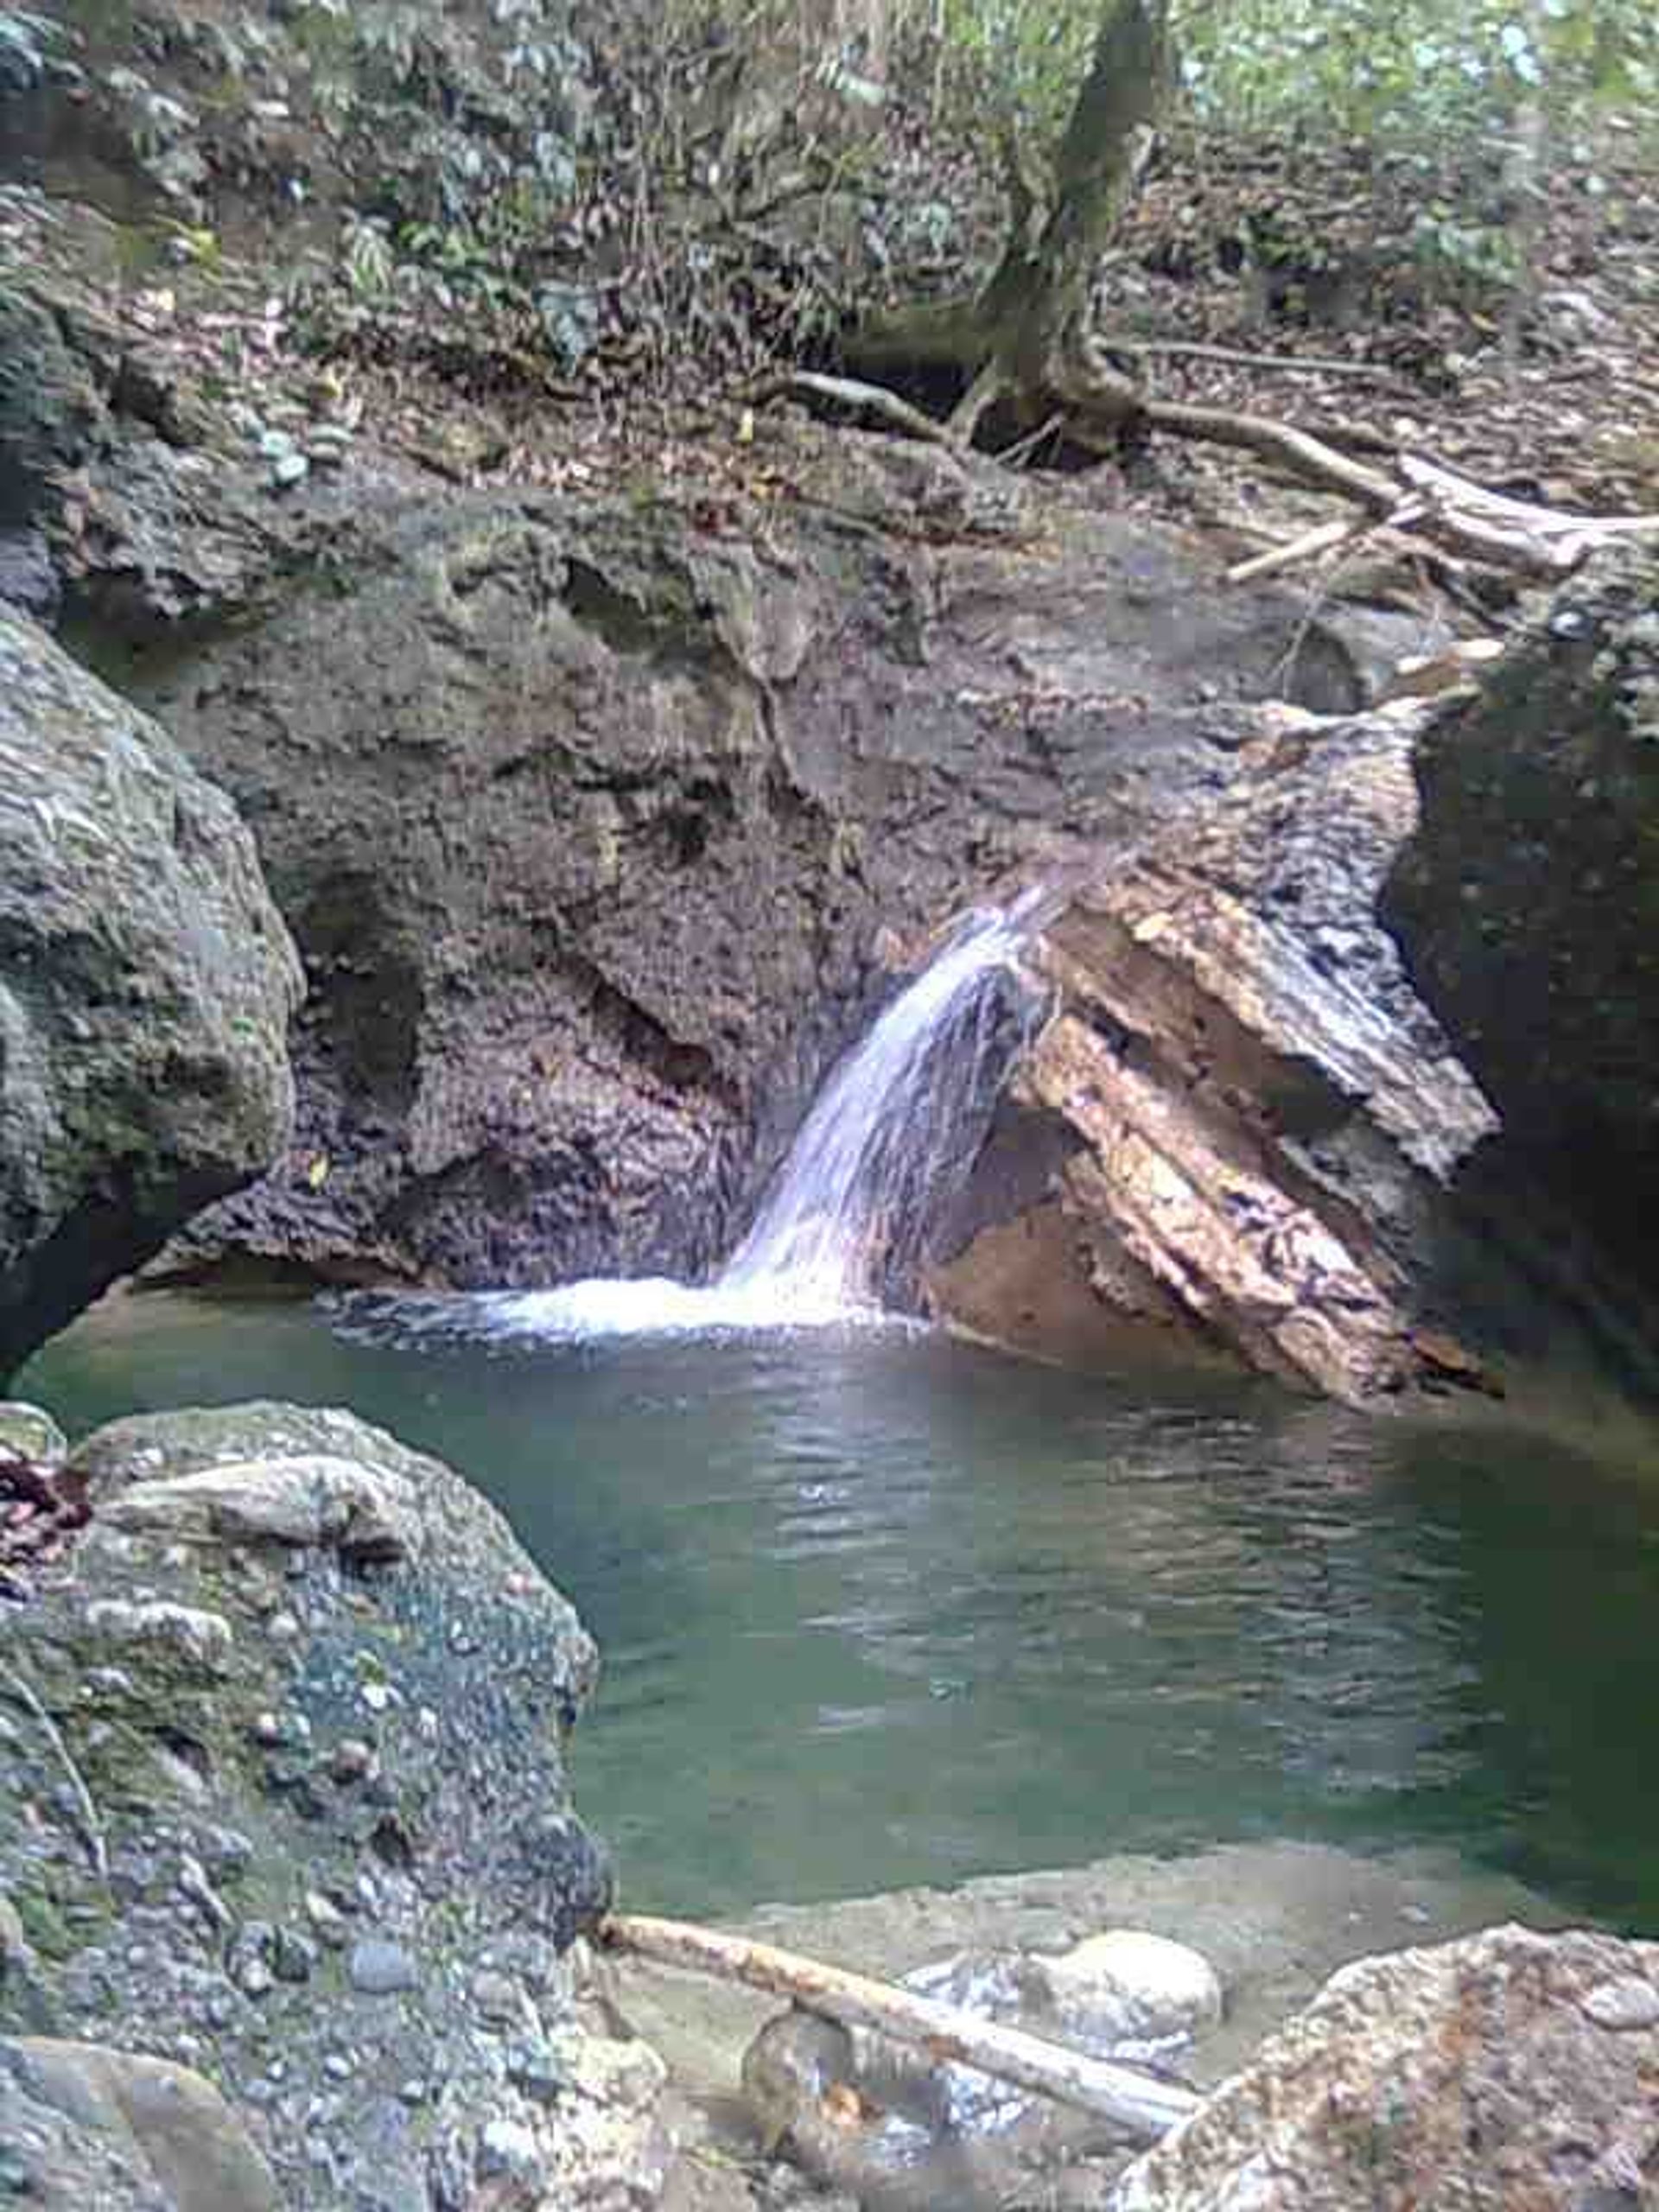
748;371;957;447
759;357;1659;586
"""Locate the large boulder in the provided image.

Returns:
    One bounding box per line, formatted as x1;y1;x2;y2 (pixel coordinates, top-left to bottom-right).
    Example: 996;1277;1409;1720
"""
0;2037;281;2211
925;701;1503;1404
0;1402;666;2211
1383;545;1659;1286
1110;1923;1659;2212
0;609;301;1376
114;429;1391;1294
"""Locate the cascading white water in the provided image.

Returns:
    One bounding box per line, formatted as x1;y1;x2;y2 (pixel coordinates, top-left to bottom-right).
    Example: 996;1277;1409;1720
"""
720;900;1041;1313
406;892;1046;1342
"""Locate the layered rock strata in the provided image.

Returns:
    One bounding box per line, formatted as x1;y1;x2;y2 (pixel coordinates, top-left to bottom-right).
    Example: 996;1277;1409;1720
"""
928;703;1500;1403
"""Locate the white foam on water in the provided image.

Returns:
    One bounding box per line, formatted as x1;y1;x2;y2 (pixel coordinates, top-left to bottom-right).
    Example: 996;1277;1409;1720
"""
474;1271;883;1340
330;891;1047;1351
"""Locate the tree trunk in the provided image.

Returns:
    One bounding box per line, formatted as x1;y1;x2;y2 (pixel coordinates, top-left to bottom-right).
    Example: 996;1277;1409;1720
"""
847;0;1166;434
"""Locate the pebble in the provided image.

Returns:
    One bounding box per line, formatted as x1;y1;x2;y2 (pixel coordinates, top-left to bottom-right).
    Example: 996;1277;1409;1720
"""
0;1893;28;1967
348;1937;418;1996
476;2119;543;2188
270;451;309;489
471;1969;520;2024
228;1923;276;1999
273;1927;319;1984
196;1826;254;1878
1582;1976;1659;2031
305;1890;350;1947
507;2040;565;2106
330;1738;377;1784
177;1853;233;1931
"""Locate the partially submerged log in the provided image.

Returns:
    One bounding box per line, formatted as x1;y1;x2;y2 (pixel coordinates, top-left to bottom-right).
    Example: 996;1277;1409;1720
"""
599;1910;1201;2142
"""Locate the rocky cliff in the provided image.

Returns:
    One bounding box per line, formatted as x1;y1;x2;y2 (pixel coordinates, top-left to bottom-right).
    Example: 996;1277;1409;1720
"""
80;424;1389;1298
923;698;1508;1405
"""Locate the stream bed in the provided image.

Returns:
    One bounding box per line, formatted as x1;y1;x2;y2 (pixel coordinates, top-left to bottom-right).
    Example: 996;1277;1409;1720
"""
23;1289;1659;1928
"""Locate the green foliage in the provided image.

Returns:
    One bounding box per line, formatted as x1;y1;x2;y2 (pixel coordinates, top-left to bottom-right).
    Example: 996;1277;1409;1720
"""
1176;0;1657;143
935;0;1097;130
914;0;1655;151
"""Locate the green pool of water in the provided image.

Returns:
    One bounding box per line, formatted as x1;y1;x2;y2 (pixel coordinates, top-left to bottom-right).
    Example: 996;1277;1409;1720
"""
24;1290;1659;1928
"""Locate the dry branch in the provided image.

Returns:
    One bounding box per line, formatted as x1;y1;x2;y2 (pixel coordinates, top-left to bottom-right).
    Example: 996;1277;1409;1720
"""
1225;499;1427;583
749;372;956;447
1141;397;1401;508
1;1666;109;1885
600;1909;1201;2143
1114;338;1412;385
765;313;1657;588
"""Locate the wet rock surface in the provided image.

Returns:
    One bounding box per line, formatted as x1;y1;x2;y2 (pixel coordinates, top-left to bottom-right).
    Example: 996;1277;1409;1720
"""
99;435;1386;1296
0;1402;666;2210
607;1841;1563;2212
1109;1923;1659;2212
0;2037;282;2211
0;607;301;1379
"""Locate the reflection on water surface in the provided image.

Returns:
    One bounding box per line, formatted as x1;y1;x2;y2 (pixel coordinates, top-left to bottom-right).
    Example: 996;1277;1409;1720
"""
25;1291;1659;1925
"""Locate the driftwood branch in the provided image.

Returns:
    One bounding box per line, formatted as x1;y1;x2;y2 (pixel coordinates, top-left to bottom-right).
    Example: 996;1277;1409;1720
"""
600;1910;1201;2143
1225;498;1428;583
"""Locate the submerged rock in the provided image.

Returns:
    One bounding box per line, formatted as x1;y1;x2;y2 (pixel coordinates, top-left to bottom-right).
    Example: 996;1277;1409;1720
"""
741;1928;1221;2212
0;608;301;1378
0;1402;665;2210
1109;1923;1659;2212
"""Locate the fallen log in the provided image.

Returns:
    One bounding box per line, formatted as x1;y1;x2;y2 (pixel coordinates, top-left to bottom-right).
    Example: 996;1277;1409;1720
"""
599;1909;1201;2142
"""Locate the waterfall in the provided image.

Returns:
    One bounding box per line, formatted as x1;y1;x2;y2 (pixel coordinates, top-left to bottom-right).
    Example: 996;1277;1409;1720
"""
719;900;1044;1313
348;892;1046;1344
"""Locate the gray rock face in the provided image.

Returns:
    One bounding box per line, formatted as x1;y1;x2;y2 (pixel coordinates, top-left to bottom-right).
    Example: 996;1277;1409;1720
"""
112;434;1385;1296
0;1402;665;2211
0;289;103;535
1384;545;1659;1285
1109;1923;1659;2212
0;607;301;1376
